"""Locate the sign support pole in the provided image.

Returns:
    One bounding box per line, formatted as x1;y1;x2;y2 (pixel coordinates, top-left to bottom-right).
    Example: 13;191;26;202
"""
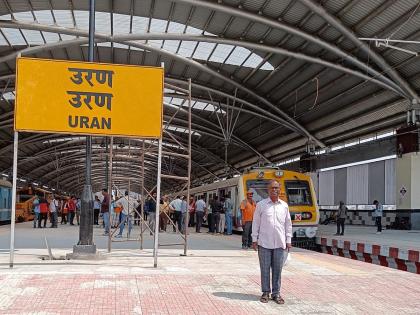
9;131;18;268
153;138;163;268
72;0;96;256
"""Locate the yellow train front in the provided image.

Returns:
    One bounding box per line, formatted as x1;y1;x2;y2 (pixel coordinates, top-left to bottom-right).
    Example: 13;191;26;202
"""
239;167;319;239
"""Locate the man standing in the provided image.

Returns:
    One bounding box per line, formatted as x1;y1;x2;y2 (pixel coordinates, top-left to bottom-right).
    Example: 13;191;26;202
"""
68;196;76;225
93;195;101;225
169;196;183;232
181;196;188;233
147;192;157;235
210;196;222;235
195;196;207;233
240;191;256;249
334;201;347;236
75;198;81;225
252;180;292;304
224;194;233;235
373;200;383;234
32;195;40;228
101;189;110;236
48;194;58;228
116;191;138;238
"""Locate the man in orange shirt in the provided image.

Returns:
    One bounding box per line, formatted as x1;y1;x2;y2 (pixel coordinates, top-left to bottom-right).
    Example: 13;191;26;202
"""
240;191;256;249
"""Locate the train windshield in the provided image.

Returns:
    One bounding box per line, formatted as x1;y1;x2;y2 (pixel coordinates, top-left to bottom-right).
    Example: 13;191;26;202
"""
285;180;313;206
245;180;270;202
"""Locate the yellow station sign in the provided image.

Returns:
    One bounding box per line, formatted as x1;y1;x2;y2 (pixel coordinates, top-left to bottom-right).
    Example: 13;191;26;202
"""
15;58;163;138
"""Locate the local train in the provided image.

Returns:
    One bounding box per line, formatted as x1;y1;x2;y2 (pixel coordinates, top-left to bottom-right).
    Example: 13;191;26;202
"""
0;182;54;223
0;179;12;223
187;166;319;239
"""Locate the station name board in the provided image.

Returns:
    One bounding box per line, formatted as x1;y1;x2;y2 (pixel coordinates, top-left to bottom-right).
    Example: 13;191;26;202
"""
15;58;163;138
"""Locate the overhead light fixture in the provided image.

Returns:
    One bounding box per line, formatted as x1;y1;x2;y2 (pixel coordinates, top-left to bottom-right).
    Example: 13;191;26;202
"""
359;38;419;56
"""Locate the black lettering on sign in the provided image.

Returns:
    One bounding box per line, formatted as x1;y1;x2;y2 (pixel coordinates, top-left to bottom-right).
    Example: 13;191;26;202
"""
68;115;112;130
102;117;111;129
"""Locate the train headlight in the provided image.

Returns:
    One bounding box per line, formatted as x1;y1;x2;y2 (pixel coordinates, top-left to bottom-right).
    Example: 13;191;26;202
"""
301;212;312;220
305;227;317;238
275;171;284;177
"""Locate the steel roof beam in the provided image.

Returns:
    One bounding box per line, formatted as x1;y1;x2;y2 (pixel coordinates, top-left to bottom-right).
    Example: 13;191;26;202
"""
167;0;408;98
298;0;419;101
0;20;405;99
1;22;408;145
0;21;409;145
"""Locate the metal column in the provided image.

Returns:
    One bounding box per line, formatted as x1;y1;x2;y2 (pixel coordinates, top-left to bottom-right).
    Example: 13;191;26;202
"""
9;131;18;268
75;0;96;254
107;136;113;253
153;139;163;268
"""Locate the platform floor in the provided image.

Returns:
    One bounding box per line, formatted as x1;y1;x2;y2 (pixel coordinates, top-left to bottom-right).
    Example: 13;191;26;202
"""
317;224;420;251
0;222;420;314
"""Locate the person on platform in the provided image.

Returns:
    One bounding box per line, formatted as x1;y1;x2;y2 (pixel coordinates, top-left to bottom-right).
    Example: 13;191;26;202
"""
169;196;183;232
93;195;101;225
240;191;256;249
252;180;292;304
334;201;347;236
195;196;207;233
180;196;188;234
48;194;58;228
218;197;226;234
75;198;81;226
67;196;76;225
61;198;68;224
210;195;223;235
373;200;383;234
147;192;157;235
38;196;49;228
188;196;195;228
116;191;138;238
224;193;233;235
159;196;170;232
32;195;40;228
101;189;110;236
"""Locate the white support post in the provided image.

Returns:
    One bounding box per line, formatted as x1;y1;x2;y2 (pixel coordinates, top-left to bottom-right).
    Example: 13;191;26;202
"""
9;131;18;268
153;138;163;268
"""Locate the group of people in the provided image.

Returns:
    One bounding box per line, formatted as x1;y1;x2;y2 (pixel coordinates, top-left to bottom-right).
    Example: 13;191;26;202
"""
30;181;292;305
32;194;81;228
322;199;384;235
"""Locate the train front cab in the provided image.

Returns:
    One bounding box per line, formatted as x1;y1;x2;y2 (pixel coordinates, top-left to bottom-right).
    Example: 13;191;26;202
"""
240;168;319;240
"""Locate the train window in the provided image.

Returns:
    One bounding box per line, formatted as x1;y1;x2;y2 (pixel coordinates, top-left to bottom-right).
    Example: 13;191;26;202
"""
246;180;270;202
284;181;312;206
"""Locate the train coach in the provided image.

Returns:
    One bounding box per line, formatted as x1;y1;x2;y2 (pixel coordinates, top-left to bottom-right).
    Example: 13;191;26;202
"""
185;166;319;239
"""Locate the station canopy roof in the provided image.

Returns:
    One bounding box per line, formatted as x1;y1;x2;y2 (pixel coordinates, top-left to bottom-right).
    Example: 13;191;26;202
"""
0;0;419;194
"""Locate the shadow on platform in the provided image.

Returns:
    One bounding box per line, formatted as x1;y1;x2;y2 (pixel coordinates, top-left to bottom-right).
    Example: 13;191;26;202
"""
213;292;259;301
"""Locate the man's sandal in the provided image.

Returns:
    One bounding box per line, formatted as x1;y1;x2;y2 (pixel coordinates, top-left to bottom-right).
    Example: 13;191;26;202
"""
260;293;269;303
272;295;285;304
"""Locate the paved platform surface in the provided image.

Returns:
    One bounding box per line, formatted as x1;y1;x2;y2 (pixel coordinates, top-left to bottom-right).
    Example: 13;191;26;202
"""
317;225;420;251
0;222;419;314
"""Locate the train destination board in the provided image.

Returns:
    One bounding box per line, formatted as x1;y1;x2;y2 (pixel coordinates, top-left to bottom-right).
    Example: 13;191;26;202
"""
15;58;163;138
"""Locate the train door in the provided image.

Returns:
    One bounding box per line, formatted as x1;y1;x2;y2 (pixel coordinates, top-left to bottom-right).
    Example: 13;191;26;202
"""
218;188;225;200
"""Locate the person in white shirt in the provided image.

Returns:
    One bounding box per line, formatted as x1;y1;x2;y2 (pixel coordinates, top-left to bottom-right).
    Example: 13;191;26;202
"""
252;180;292;304
115;191;138;238
169;196;183;232
194;197;207;233
48;195;59;228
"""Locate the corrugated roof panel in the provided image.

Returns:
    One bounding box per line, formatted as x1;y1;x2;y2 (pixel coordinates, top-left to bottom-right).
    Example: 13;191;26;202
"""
242;23;271;42
282;1;310;25
301;15;327;34
357;0;419;37
340;0;383;27
262;0;294;19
